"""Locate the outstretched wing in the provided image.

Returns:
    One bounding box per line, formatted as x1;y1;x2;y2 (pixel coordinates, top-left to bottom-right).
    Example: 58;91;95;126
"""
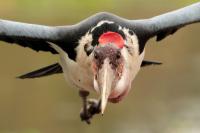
130;2;200;52
135;2;200;41
0;20;79;79
148;2;200;41
0;20;76;54
0;19;88;60
0;20;56;53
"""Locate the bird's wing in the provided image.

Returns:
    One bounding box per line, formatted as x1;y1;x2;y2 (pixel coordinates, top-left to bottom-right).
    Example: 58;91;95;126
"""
147;2;200;41
131;2;200;52
0;20;76;54
141;60;162;67
17;63;63;79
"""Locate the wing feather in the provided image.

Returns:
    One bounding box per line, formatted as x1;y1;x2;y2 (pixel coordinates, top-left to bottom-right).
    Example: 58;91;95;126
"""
17;63;62;79
139;2;200;41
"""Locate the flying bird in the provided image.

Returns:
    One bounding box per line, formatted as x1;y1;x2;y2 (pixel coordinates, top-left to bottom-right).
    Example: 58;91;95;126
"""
0;2;200;124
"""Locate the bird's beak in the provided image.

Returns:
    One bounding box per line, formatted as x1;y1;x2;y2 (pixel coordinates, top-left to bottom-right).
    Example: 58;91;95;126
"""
98;59;115;114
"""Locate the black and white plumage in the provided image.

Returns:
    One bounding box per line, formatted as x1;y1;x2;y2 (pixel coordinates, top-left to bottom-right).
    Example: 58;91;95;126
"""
0;2;200;123
0;2;199;59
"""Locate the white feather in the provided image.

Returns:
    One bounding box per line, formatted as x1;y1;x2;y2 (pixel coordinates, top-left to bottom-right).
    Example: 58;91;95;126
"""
49;42;94;91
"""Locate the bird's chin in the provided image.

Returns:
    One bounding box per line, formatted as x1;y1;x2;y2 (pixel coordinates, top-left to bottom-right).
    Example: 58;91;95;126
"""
93;72;131;103
108;66;131;103
108;87;129;103
108;82;131;103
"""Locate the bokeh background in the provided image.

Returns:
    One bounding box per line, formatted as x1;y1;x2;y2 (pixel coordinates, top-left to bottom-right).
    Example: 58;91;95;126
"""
0;0;200;133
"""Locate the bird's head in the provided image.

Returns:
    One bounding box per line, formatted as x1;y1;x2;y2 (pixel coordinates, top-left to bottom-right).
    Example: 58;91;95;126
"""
91;31;141;114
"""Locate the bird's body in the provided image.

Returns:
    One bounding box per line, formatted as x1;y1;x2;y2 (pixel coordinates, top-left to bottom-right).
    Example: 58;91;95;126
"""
51;20;145;102
0;2;200;123
52;39;94;92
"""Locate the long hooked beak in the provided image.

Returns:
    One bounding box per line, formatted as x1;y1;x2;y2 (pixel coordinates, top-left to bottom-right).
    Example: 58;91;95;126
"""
99;59;115;114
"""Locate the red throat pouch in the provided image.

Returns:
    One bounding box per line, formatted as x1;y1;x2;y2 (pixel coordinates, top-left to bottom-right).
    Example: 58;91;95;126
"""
98;31;124;48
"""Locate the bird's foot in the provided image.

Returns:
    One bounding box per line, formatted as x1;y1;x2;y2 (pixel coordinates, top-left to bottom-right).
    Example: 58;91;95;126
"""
80;99;101;124
87;99;101;115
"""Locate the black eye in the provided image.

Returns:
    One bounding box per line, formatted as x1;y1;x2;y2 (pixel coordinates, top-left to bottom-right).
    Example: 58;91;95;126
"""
94;51;99;59
129;30;134;35
116;51;121;59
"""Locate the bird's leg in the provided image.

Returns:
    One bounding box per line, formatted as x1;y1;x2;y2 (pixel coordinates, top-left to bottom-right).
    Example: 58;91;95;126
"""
79;90;91;124
79;90;101;124
87;99;101;116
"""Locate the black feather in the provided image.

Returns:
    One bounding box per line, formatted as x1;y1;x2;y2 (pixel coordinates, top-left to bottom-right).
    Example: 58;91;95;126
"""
17;63;63;79
141;60;162;67
156;28;179;41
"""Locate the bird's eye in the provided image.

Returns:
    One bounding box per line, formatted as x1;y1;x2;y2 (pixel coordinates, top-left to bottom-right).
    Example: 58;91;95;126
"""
128;30;134;35
94;52;99;59
116;51;121;59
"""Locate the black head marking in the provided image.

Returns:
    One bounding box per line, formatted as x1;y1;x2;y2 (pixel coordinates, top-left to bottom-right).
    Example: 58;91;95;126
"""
91;22;126;47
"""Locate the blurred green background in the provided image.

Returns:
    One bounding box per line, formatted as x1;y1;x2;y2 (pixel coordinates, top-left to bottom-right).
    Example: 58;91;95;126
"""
0;0;200;133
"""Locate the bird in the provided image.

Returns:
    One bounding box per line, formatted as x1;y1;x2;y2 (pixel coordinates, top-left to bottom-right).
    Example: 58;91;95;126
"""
0;2;200;124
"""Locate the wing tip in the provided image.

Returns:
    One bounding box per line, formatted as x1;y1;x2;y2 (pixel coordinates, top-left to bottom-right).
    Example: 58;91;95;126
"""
16;63;63;79
16;74;38;79
141;60;163;67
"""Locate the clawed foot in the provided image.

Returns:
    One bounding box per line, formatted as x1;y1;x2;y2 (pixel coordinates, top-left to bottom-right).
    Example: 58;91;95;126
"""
80;99;101;124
